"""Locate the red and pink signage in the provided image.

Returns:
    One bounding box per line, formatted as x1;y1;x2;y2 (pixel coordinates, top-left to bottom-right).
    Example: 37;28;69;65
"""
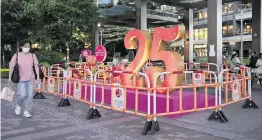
81;49;92;57
95;45;107;62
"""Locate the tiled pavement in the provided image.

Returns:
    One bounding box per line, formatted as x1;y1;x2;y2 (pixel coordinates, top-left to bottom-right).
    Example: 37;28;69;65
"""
1;78;262;140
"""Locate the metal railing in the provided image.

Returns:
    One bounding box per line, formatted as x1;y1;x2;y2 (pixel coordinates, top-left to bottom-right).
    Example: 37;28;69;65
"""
147;9;178;19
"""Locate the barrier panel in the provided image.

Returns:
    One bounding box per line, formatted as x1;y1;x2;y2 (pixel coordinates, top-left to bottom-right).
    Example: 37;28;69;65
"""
184;63;220;85
33;66;258;136
218;66;258;109
35;66;94;107
87;70;152;127
147;70;218;134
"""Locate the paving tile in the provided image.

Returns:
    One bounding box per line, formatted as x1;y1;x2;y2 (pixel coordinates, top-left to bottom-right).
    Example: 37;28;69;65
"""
1;78;262;140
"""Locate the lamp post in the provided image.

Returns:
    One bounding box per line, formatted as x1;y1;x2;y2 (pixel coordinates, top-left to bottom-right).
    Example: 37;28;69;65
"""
237;4;248;63
66;42;70;65
99;28;104;45
97;23;104;45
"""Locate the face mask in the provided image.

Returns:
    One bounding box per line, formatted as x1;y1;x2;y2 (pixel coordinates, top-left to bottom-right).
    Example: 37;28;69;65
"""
22;48;30;53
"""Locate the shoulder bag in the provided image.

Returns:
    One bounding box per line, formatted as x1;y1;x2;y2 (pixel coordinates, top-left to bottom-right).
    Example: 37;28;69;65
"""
11;53;20;83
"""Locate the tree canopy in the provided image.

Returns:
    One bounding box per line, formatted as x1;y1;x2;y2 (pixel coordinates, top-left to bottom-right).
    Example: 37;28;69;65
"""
1;0;100;50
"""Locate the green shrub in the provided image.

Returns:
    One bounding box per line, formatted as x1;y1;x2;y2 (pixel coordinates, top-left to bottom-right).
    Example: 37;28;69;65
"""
40;62;51;67
0;69;9;79
35;50;66;66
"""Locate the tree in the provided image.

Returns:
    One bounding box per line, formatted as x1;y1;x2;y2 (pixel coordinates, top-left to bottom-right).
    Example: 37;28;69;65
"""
1;0;100;63
1;0;40;54
30;0;99;49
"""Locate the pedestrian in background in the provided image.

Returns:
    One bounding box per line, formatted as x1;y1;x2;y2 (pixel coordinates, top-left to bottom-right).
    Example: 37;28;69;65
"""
247;51;258;68
255;53;262;85
231;51;241;68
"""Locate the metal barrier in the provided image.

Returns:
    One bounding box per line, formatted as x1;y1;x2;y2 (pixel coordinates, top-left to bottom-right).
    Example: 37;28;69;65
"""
33;66;258;136
218;66;257;108
87;70;152;123
185;63;220;72
36;66;94;107
184;63;220;85
147;70;218;134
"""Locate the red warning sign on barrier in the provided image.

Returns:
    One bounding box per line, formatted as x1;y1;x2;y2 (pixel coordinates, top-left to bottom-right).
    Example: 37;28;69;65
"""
48;78;54;92
193;73;202;85
112;85;124;110
74;81;81;99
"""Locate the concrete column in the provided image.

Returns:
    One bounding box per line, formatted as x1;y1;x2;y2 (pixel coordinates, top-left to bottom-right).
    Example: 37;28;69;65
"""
252;0;262;53
184;9;194;63
92;23;99;54
207;0;223;66
135;0;147;30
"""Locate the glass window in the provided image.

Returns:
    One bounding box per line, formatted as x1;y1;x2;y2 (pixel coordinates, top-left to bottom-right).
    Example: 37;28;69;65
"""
204;28;208;39
222;4;228;14
227;3;233;14
227;25;233;36
247;2;252;8
194;13;199;21
203;11;208;19
198;12;202;20
194;28;208;40
244;25;252;34
194;29;199;40
222;26;228;36
199;29;204;40
99;0;112;5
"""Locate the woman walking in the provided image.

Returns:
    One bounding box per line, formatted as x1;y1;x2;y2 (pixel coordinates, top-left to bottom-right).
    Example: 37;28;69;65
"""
230;51;242;69
256;53;262;85
8;41;40;118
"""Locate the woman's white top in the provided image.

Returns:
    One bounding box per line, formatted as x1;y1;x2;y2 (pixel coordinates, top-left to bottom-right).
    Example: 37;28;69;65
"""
256;59;262;74
112;58;120;66
230;57;241;69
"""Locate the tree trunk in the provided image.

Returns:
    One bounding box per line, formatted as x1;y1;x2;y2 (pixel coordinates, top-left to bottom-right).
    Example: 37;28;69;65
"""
16;37;20;52
10;43;17;55
11;37;20;55
1;46;5;67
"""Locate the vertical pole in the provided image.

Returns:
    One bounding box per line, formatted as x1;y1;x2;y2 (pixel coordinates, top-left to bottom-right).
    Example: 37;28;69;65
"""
100;30;103;45
66;43;69;64
114;44;115;54
189;9;194;63
92;23;99;54
240;11;243;62
207;0;223;67
184;9;194;63
135;0;147;30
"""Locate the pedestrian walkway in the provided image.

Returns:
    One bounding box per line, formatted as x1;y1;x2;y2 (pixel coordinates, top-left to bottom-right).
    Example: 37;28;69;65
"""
1;78;262;140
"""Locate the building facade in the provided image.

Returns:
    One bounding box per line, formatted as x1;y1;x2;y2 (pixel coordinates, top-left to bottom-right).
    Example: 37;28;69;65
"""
193;0;252;57
97;0;119;6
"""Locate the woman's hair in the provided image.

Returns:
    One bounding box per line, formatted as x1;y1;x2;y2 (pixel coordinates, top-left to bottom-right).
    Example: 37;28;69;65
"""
20;40;32;47
259;53;262;59
231;53;238;60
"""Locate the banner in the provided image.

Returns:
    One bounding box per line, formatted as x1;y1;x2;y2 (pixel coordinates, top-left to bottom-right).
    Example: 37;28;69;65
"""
232;75;239;100
112;84;125;110
193;73;202;85
95;45;107;62
48;78;55;92
81;49;92;57
233;82;239;100
74;81;81;99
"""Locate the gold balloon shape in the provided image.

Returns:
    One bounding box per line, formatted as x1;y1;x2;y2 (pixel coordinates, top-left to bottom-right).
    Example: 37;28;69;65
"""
116;25;185;94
